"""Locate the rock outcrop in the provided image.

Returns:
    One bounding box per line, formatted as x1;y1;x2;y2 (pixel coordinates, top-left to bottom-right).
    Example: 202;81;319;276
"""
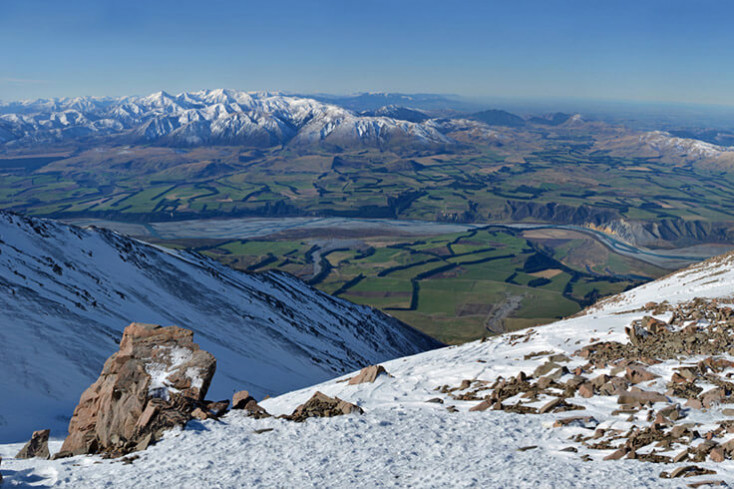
58;323;216;457
15;429;50;460
231;391;270;418
283;392;363;422
348;365;389;385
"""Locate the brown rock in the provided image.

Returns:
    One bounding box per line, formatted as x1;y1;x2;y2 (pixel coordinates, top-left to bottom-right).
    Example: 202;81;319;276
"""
668;465;716;478
625;365;659;384
539;397;563;414
15;429;50;460
617;388;667;405
687;481;726;488
603;448;627;460
673;450;689;463
599;377;629;396
284;391;363;422
469;399;492;412
552;416;597;428
701;388;726;409
348;365;389;385
710;446;726;462
232;390;255;409
533;361;560;377
685;398;703;410
206;400;230;418
191;407;209;421
577;383;594;398
59;323;216;457
536;376;554;390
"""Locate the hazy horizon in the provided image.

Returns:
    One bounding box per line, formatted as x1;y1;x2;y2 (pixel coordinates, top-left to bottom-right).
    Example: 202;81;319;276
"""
4;0;734;107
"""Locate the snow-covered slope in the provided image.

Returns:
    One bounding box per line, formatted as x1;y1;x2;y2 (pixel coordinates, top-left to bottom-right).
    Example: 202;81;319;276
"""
0;212;440;442
6;250;734;487
0;89;451;149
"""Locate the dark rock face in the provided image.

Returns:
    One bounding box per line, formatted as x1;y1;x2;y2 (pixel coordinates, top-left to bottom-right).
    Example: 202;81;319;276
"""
283;392;363;422
59;323;216;457
15;429;50;459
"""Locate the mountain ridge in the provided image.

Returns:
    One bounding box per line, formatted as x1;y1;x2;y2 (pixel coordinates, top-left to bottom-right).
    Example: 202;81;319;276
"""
0;211;441;442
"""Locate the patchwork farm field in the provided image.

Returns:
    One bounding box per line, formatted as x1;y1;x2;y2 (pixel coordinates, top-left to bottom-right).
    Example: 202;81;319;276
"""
169;226;662;344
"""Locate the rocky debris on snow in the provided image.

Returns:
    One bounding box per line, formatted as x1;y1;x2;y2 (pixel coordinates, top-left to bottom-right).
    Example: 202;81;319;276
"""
0;456;2;484
442;298;734;476
15;429;50;460
282;391;363;422
347;365;390;385
231;391;270;419
58;323;216;457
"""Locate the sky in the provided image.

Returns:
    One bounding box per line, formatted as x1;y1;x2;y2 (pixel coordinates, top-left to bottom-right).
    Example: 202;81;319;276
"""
2;0;734;106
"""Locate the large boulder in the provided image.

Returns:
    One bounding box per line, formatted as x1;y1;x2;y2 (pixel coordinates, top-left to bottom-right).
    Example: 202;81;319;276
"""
58;323;216;457
15;429;50;459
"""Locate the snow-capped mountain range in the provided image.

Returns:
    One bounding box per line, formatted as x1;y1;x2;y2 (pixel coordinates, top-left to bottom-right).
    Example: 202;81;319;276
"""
0;211;440;442
0;89;452;149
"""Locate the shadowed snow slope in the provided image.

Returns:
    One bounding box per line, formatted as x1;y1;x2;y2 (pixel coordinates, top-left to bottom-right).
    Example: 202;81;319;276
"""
4;251;734;487
0;212;440;442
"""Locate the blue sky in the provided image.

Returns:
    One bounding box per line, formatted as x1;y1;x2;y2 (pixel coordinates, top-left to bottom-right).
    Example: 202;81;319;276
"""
2;0;733;105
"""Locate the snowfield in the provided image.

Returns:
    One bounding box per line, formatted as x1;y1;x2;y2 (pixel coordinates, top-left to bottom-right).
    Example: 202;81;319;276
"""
3;245;734;486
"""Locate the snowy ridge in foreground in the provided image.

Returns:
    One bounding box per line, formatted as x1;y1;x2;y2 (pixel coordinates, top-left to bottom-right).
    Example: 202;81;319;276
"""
5;251;734;487
0;212;440;442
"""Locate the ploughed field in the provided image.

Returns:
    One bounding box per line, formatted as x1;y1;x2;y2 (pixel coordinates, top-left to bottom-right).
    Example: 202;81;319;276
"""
163;226;666;344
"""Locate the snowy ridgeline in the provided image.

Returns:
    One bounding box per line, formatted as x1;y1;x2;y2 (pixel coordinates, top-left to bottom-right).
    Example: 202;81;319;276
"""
0;212;440;442
4;248;734;487
0;89;452;147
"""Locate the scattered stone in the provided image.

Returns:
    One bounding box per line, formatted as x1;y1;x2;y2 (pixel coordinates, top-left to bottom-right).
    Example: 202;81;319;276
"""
548;354;571;363
446;405;459;413
206;400;230;418
426;397;444;404
232;390;255;409
59;323;217;457
534;361;560;377
553;416;597;428
517;445;538;451
283;391;363;422
15;429;50;460
253;428;274;434
687;481;726;488
663;465;717;479
348;365;389;385
120;454;140;465
560;446;578;452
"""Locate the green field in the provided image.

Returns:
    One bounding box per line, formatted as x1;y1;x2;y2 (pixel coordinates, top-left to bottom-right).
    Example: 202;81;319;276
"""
172;227;657;344
3;141;734;247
